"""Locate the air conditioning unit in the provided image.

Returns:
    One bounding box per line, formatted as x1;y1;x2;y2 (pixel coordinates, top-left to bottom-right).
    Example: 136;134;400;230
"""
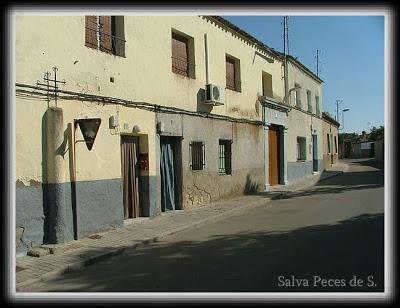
204;84;224;106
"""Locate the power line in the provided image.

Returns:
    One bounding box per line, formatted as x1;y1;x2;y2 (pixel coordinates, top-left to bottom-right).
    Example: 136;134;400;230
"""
15;82;263;126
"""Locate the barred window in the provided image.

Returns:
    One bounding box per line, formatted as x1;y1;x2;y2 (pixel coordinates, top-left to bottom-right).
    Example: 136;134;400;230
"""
190;141;205;170
219;140;232;175
85;16;125;57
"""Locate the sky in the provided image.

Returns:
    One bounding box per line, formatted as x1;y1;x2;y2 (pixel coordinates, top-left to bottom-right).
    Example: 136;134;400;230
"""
224;15;385;134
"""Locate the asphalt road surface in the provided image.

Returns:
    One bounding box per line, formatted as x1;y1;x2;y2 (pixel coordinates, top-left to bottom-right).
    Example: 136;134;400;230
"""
22;158;385;292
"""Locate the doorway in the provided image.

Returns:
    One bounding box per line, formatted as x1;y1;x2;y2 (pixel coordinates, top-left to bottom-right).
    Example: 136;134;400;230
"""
160;136;182;212
121;135;142;218
268;125;280;186
312;134;319;172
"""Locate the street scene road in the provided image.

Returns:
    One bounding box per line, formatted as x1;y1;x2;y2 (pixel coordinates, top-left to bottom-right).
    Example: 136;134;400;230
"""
20;159;384;292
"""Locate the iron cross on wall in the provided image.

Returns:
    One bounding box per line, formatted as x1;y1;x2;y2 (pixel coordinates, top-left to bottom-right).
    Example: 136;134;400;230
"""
37;66;66;107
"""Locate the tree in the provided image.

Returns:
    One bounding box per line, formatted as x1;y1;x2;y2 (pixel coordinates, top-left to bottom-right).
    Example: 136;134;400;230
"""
368;126;384;141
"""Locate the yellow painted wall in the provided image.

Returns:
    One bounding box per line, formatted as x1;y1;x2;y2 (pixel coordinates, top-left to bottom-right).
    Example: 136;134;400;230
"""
16;95;156;183
16;16;284;119
16;15;286;183
19;15;338;184
322;119;339;155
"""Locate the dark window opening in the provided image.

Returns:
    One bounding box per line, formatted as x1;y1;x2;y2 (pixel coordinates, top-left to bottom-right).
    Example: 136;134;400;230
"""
172;34;189;77
334;136;338;153
327;134;331;154
262;71;273;98
226;55;241;92
297;137;306;161
171;31;195;78
219;140;232;175
190;141;204;170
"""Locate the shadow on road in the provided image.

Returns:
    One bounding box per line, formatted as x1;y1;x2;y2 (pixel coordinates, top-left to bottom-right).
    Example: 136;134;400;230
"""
262;159;384;201
35;212;384;293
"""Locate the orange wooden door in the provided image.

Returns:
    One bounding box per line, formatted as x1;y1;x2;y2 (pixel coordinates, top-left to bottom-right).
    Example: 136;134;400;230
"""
269;125;280;186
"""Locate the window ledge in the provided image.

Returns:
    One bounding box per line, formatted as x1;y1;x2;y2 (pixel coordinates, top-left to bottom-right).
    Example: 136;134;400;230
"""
226;87;241;93
172;72;196;80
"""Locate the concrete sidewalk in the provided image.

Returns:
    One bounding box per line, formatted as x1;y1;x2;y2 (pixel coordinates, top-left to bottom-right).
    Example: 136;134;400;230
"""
15;161;348;291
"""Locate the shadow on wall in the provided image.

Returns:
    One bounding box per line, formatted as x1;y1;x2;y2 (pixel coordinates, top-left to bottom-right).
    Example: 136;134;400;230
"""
35;213;384;292
41;110;50;244
196;88;213;113
244;174;260;195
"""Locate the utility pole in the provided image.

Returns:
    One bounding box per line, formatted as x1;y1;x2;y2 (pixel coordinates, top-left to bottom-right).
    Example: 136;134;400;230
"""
283;16;289;55
335;99;342;122
283;16;289;104
315;49;320;77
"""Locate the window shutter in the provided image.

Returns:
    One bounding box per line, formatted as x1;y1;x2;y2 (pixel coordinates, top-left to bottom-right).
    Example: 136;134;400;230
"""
190;141;204;170
99;16;112;53
85;16;98;49
172;35;188;76
113;16;125;57
226;58;235;90
262;72;273;97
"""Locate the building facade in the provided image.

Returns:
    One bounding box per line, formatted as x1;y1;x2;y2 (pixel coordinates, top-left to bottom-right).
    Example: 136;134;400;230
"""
15;15;326;254
322;112;340;169
284;56;324;182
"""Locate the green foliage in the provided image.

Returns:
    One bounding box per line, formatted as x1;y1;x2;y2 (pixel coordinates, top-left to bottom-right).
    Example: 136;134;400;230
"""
338;132;357;144
368;126;384;141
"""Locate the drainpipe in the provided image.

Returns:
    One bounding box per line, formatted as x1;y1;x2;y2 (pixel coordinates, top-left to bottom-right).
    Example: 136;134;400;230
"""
284;55;289;106
262;100;265;189
262;102;267;191
204;33;209;84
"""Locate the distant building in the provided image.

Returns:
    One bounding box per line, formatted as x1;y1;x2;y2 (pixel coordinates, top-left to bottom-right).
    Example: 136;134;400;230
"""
339;131;378;159
322;112;339;169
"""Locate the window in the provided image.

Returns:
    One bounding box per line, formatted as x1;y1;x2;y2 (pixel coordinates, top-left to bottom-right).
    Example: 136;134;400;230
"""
226;55;241;92
307;90;312;113
262;71;273;97
171;31;195;78
190;141;204;170
297;137;306;161
219;140;232;175
327;134;331;153
294;83;301;108
315;95;321;116
334;136;338;153
85;16;125;57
